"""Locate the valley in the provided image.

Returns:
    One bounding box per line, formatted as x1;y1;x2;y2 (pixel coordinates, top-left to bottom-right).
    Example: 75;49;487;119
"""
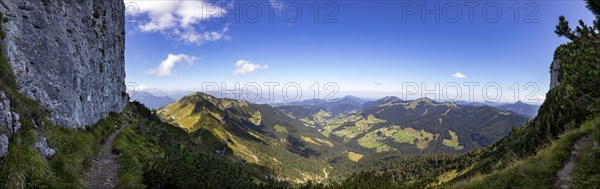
151;92;529;182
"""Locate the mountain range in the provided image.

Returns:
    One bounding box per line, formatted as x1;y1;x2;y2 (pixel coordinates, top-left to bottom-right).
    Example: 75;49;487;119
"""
153;92;530;181
456;100;540;118
130;92;176;110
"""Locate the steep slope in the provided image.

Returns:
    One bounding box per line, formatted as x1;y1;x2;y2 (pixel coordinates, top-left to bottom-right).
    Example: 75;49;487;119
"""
112;102;263;188
0;1;131;188
436;4;600;188
448;117;599;189
496;101;540;118
0;0;127;128
157;92;339;183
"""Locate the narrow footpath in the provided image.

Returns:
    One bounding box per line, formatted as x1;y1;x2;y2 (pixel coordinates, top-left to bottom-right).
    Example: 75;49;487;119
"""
554;135;590;189
83;127;123;189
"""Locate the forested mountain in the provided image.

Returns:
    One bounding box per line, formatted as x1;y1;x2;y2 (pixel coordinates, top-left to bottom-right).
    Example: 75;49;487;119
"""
496;101;540;118
149;89;529;183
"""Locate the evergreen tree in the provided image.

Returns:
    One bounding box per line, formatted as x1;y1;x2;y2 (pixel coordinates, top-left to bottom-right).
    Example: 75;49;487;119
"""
555;0;600;42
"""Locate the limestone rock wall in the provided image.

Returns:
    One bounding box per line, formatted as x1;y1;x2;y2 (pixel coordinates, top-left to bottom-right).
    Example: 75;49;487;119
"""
0;0;127;128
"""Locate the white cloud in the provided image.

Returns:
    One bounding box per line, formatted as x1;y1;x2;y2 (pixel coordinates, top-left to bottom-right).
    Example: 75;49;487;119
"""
179;25;232;44
269;0;284;11
125;0;229;44
147;54;197;77
374;80;383;85
234;60;268;75
137;85;148;91
452;72;467;79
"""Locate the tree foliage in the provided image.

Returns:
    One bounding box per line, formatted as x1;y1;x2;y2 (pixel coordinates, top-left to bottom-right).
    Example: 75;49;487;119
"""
556;0;600;42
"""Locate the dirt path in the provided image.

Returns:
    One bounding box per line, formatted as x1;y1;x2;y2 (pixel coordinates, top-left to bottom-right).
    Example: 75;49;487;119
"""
554;135;590;189
84;128;123;189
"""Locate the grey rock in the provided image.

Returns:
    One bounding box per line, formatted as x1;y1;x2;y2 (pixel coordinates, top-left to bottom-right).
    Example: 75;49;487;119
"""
0;90;13;134
35;131;55;159
550;58;560;90
0;0;127;128
8;112;20;135
0;90;21;158
0;134;8;158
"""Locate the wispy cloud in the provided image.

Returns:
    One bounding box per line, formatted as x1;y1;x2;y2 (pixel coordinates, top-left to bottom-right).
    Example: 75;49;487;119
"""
147;54;197;77
269;0;284;11
234;60;268;75
374;80;383;85
125;0;230;45
452;72;467;79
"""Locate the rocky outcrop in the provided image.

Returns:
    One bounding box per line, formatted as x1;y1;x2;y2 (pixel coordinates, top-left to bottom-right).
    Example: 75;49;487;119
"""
0;90;20;158
0;0;127;128
0;90;20;135
35;131;56;159
550;58;560;90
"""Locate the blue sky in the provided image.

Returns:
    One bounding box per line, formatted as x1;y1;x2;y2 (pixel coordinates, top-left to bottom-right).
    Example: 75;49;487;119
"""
123;0;595;103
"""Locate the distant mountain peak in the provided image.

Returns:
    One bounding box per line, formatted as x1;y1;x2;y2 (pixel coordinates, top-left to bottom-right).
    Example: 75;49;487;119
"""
341;95;359;99
497;101;540;118
382;96;401;102
413;97;436;104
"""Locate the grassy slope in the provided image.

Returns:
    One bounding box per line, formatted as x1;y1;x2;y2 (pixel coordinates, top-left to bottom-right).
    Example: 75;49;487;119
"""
448;116;599;189
443;29;600;187
0;107;123;188
156;94;338;183
113;102;273;189
571;120;600;189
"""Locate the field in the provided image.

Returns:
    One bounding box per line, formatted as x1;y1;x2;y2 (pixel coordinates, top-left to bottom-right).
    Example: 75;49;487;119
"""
332;115;386;141
347;152;364;162
442;130;464;150
274;124;288;133
358;126;436;152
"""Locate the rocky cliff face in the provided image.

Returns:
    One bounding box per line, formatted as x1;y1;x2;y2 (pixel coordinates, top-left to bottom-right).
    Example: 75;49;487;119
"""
0;91;19;157
0;0;127;128
550;58;560;90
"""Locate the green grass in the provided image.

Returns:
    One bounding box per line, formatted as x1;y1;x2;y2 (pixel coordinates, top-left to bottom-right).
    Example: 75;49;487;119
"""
314;138;334;147
392;129;415;144
113;102;265;188
356;126;435;152
0;112;123;188
442;130;464;150
355;115;386;131
274;124;288;133
113;122;164;189
571;121;600;189
448;116;600;189
347;152;364;162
